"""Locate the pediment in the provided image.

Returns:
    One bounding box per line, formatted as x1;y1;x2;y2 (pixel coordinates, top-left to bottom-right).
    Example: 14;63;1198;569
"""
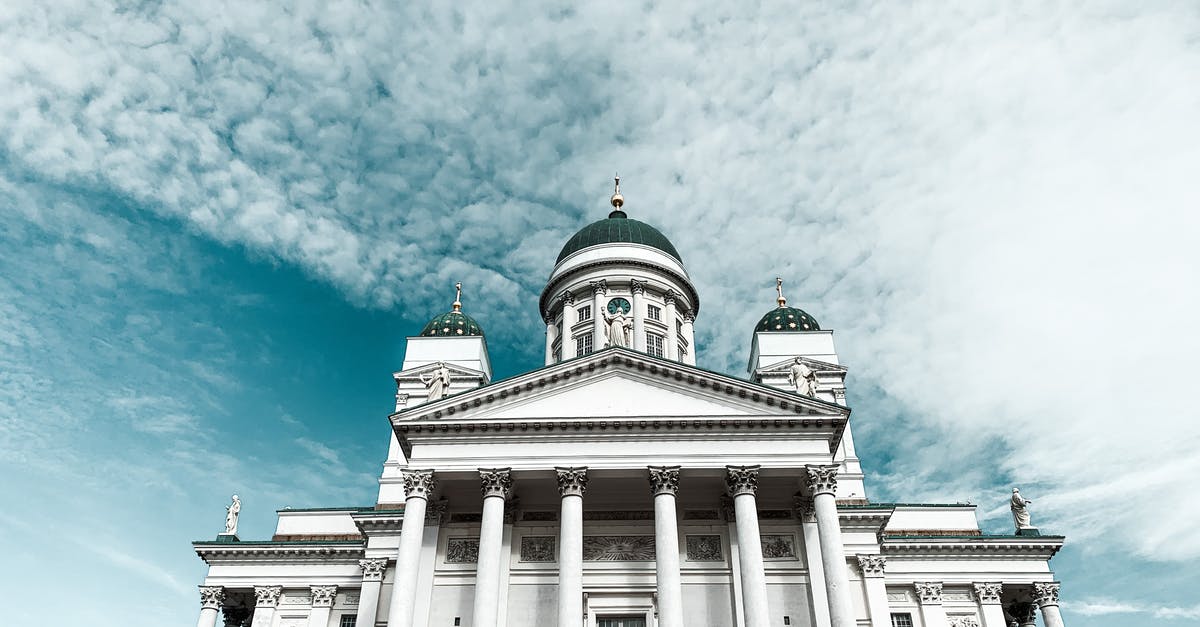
758;356;846;374
394;361;486;382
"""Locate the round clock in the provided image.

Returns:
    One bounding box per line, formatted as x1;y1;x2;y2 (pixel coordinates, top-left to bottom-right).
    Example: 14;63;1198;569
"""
607;297;631;315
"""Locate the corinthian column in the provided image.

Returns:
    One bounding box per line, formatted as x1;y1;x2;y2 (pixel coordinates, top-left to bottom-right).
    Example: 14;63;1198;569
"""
250;586;282;627
1034;582;1066;627
557;467;588;627
681;311;696;365
355;558;389;627
308;586;337;627
590;280;607;351
472;468;513;627
856;555;890;627
387;469;436;627
914;582;948;627
630;279;646;352
544;315;557;366
794;497;830;627
649;466;684;627
561;291;578;359
973;583;1006;627
197;586;224;627
726;465;769;627
664;291;678;361
804;465;855;627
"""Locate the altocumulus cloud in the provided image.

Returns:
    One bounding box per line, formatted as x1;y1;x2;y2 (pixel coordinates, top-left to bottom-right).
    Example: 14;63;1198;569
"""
2;0;1199;595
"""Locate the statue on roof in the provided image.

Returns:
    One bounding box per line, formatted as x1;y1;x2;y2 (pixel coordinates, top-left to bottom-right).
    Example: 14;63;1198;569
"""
603;309;632;348
788;357;817;397
421;362;452;401
1010;487;1034;531
224;494;241;535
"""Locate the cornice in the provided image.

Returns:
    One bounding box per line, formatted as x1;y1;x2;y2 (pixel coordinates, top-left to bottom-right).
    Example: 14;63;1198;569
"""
881;535;1064;559
194;541;364;564
351;511;406;534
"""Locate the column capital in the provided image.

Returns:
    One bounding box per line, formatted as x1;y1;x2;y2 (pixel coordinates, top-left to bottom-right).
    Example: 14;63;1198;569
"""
972;582;1003;605
401;469;436;500
311;585;338;608
556;466;589;497
1009;602;1038;624
630;278;646;294
359;558;389;582
914;582;943;605
648;465;681;496
544;313;556;326
682;310;695;323
254;585;283;609
792;495;816;522
590;279;608;296
425;498;448;524
560;289;576;306
663;289;678;305
479;467;513;499
855;554;886;577
1033;582;1060;607
199;586;225;610
804;465;839;497
725;465;760;496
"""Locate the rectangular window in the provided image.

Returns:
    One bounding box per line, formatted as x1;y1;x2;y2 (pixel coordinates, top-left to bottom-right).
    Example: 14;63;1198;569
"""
578;305;592;321
647;304;661;321
646;332;665;357
340;616;357;627
890;614;914;627
576;334;593;356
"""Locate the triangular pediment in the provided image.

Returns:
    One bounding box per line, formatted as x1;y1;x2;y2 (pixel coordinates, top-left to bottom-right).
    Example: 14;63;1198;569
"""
393;348;848;423
393;361;486;382
758;356;846;374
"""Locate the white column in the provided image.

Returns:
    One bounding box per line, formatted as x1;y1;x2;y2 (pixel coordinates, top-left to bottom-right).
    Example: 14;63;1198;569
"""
914;583;948;627
197;587;224;627
805;465;856;627
387;469;436;627
545;317;557;366
649;466;684;627
664;291;679;361
309;586;337;627
561;291;577;360
856;555;890;627
557;467;588;627
631;279;646;352
721;497;746;627
794;497;830;627
498;499;518;627
590;281;607;350
973;583;1007;627
681;312;696;365
726;465;769;627
473;469;513;627
356;559;389;627
251;586;282;627
1035;582;1066;627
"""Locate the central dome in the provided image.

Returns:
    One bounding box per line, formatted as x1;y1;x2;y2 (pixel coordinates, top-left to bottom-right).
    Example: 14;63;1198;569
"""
556;209;683;264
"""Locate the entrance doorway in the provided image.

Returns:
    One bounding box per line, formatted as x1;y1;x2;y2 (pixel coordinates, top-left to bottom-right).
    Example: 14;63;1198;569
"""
597;618;647;627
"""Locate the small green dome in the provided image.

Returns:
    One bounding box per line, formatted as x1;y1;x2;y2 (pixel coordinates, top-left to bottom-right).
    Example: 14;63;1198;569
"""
755;306;820;332
556;210;682;264
421;310;485;337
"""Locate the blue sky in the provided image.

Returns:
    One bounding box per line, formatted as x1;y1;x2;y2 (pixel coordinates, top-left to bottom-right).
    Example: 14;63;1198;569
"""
2;2;1199;625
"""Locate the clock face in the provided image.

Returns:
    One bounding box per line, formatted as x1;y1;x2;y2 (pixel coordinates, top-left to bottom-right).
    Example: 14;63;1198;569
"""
607;297;631;315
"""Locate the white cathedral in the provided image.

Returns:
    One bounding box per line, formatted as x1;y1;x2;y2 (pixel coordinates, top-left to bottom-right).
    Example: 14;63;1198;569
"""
193;181;1067;627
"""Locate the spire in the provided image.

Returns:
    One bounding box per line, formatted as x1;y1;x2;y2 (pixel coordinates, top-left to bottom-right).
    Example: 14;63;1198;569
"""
776;277;787;307
609;173;626;218
452;282;463;312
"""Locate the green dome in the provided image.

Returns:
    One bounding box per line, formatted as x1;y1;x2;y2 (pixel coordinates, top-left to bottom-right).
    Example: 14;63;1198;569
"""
755;306;820;332
421;310;485;337
556;210;682;264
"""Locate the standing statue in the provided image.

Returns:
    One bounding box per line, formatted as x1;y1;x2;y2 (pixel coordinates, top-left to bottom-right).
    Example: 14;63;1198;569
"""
788;357;817;397
420;362;452;401
224;494;241;535
1010;487;1034;531
602;310;632;348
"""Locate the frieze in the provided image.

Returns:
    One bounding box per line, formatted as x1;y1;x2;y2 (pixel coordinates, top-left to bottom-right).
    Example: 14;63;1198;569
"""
584;510;654;521
761;535;797;559
685;535;723;561
948;616;980;627
758;509;793;520
683;509;719;520
446;538;480;564
281;594;310;605
582;536;655;561
342;593;359;607
942;588;974;602
520;536;556;562
886;590;912;603
449;513;483;523
521;511;558;522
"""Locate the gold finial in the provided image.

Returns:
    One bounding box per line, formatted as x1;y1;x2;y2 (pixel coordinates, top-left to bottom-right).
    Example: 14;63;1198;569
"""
452;282;463;312
776;277;787;307
610;173;624;210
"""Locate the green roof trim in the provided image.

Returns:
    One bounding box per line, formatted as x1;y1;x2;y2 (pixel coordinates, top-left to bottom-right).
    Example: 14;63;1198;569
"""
276;506;376;513
556;213;682;264
884;534;1065;540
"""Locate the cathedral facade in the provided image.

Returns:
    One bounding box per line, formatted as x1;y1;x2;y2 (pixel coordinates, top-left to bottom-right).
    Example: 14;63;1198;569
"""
193;183;1067;627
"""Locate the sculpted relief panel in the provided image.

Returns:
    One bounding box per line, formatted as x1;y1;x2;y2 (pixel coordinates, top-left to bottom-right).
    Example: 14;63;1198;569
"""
582;536;655;561
446;538;480;564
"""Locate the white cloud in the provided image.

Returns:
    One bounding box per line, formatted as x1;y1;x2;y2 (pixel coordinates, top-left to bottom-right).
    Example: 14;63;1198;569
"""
1070;598;1200;620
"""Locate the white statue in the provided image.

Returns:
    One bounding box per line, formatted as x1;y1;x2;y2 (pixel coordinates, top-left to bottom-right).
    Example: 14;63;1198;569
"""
788;357;817;397
602;310;632;348
224;494;241;534
1010;487;1033;530
420;362;451;401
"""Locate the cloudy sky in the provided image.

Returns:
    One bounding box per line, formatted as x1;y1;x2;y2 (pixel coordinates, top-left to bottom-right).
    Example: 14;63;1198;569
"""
2;1;1198;625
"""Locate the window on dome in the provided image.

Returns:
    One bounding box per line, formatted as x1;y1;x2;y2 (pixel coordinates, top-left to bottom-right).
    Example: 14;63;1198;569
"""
647;304;661;321
578;305;592;322
678;344;686;361
646;333;665;358
576;334;593;356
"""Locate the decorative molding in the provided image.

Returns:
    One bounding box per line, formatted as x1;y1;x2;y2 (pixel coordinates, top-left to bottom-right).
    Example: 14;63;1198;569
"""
880;536;1064;559
520;536;556;562
886;590;912;603
311;586;337;608
972;583;1002;605
281;594;310;605
359;558;388;582
943;588;974;602
199;586;225;609
425;499;448;524
254;585;283;608
759;509;792;519
793;496;816;522
682;310;695;323
583;535;655;561
685;535;723;561
479;467;513;499
914;582;943;605
804;465;839;496
856;554;886;577
725;465;760;497
948;616;980;627
629;278;646;295
1033;582;1060;606
683;509;719;520
343;593;359;606
395;392;410;408
663;290;678;305
761;534;797;559
560;289;576;306
521;511;558;522
446;538;480;564
584;510;653;521
401;469;436;500
195;543;365;563
648;465;680;496
590;279;608;295
556;466;589;497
